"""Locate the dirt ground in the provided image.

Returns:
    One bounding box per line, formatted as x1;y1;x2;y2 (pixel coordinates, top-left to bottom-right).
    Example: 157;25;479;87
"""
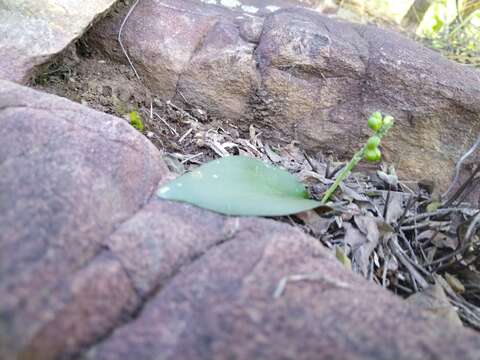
32;37;245;171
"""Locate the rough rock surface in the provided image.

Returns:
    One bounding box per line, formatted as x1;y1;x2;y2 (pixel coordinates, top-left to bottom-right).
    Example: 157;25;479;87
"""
0;0;118;83
1;81;480;359
85;209;480;360
91;0;480;191
0;79;166;360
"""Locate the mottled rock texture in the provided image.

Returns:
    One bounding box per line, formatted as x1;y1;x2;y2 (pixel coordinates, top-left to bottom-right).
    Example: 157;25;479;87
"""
85;211;480;360
91;0;480;191
1;81;480;360
0;80;166;360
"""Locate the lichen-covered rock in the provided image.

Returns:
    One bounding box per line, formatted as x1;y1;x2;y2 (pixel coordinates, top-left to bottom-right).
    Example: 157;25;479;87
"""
0;0;118;83
90;0;480;191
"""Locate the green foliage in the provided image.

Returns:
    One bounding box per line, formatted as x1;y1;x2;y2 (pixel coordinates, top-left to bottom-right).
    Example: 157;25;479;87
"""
335;0;480;67
367;111;383;132
157;156;322;216
366;135;381;150
431;13;445;32
418;0;480;66
129;111;144;131
157;113;394;215
364;147;382;162
320;112;394;204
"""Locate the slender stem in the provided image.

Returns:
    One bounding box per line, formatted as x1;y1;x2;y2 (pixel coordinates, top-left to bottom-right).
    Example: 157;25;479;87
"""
320;149;364;204
320;119;394;204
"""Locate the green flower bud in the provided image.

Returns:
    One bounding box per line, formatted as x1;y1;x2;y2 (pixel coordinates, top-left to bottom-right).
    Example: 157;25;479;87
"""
366;135;381;150
368;112;383;132
383;115;394;127
364;148;381;162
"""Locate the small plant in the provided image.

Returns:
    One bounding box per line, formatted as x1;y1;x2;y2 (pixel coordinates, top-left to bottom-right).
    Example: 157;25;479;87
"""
157;112;394;216
157;156;322;216
129;111;144;131
320;111;394;204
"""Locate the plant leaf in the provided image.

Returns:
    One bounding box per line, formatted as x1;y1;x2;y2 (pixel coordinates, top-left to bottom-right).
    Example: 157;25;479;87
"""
157;156;322;216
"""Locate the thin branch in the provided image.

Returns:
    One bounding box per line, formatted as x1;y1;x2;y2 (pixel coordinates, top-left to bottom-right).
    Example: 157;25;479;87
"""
118;0;141;80
443;134;480;200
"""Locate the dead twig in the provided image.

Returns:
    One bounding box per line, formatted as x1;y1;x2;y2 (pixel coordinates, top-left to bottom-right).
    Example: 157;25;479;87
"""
443;164;480;207
427;211;480;270
273;272;350;298
118;0;141;80
443;134;480;200
154;112;178;136
181;152;204;164
396;194;416;225
400;221;450;231
178;128;193;143
390;237;429;289
167;100;201;123
383;186;392;220
401;207;472;224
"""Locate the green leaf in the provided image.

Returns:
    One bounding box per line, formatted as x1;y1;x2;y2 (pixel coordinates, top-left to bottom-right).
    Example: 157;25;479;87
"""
157;156;322;216
431;14;444;32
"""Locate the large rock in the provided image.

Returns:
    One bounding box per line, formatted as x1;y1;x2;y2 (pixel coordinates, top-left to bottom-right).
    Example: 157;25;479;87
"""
85;212;480;360
90;0;480;191
0;80;167;360
1;80;480;359
0;0;118;83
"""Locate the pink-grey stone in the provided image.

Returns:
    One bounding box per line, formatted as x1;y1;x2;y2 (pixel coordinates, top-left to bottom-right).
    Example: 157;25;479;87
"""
90;0;480;195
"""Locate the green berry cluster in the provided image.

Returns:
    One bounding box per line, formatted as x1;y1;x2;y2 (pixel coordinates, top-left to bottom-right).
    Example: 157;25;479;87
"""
364;112;393;162
320;111;394;204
